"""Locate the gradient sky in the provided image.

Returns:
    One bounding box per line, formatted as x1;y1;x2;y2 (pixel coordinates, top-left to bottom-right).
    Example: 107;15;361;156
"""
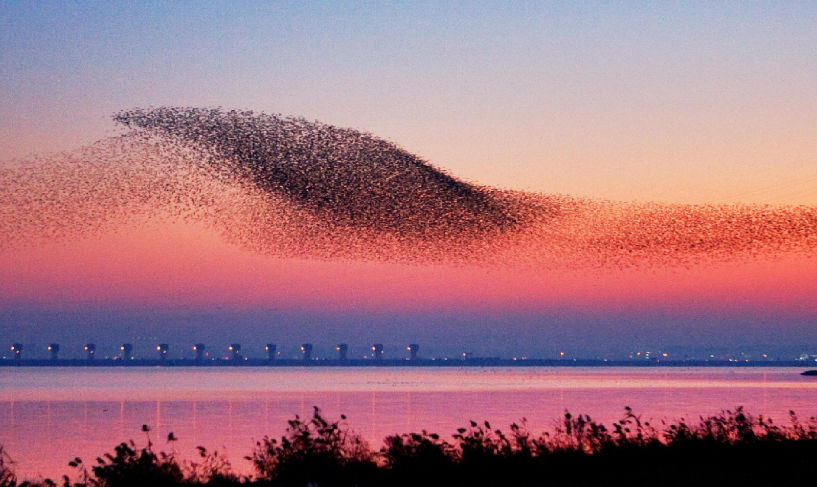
2;1;817;359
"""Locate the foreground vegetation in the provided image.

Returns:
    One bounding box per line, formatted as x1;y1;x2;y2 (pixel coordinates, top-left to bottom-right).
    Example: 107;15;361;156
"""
3;406;817;486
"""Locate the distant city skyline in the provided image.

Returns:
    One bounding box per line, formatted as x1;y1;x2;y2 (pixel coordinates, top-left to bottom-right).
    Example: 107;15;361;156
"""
4;341;816;363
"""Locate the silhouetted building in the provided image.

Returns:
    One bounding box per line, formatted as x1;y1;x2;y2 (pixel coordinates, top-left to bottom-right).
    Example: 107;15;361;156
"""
408;344;419;360
229;343;241;360
11;343;22;360
193;343;205;361
336;343;348;360
120;343;133;360
85;343;96;360
372;343;384;361
48;343;59;360
301;343;313;360
157;344;169;362
265;344;277;360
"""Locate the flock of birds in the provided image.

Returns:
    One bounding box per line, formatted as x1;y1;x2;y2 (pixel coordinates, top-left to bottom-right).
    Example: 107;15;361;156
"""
1;106;816;269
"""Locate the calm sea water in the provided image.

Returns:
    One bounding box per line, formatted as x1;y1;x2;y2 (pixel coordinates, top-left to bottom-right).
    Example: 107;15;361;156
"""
1;366;816;480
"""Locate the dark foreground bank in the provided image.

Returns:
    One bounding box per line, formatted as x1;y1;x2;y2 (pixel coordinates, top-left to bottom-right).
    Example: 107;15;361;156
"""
2;406;816;487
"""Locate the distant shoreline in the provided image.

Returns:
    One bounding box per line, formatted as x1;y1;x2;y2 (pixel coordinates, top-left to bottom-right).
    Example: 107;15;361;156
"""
0;358;814;367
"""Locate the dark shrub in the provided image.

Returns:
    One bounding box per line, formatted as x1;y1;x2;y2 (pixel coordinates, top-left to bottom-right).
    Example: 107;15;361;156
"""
186;446;240;486
64;440;183;487
247;407;375;487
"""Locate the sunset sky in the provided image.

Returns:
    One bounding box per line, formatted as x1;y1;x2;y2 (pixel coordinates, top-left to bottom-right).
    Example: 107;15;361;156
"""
1;1;816;359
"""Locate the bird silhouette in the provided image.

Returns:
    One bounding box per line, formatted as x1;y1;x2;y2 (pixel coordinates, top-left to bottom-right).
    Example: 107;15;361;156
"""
2;106;816;269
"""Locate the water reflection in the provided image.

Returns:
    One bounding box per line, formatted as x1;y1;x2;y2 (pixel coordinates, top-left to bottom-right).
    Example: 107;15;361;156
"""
0;367;815;480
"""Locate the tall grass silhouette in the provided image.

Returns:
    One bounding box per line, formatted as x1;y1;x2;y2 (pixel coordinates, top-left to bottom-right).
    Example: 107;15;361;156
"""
3;406;817;486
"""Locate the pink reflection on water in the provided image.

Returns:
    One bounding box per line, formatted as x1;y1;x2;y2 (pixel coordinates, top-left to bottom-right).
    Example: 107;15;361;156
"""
0;367;815;480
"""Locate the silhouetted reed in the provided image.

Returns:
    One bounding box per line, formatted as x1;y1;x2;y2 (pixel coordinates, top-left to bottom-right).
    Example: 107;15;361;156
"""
0;447;16;487
247;407;376;486
3;406;817;486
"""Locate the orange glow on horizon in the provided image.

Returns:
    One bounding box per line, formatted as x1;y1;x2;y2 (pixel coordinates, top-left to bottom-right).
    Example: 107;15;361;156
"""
1;219;816;317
